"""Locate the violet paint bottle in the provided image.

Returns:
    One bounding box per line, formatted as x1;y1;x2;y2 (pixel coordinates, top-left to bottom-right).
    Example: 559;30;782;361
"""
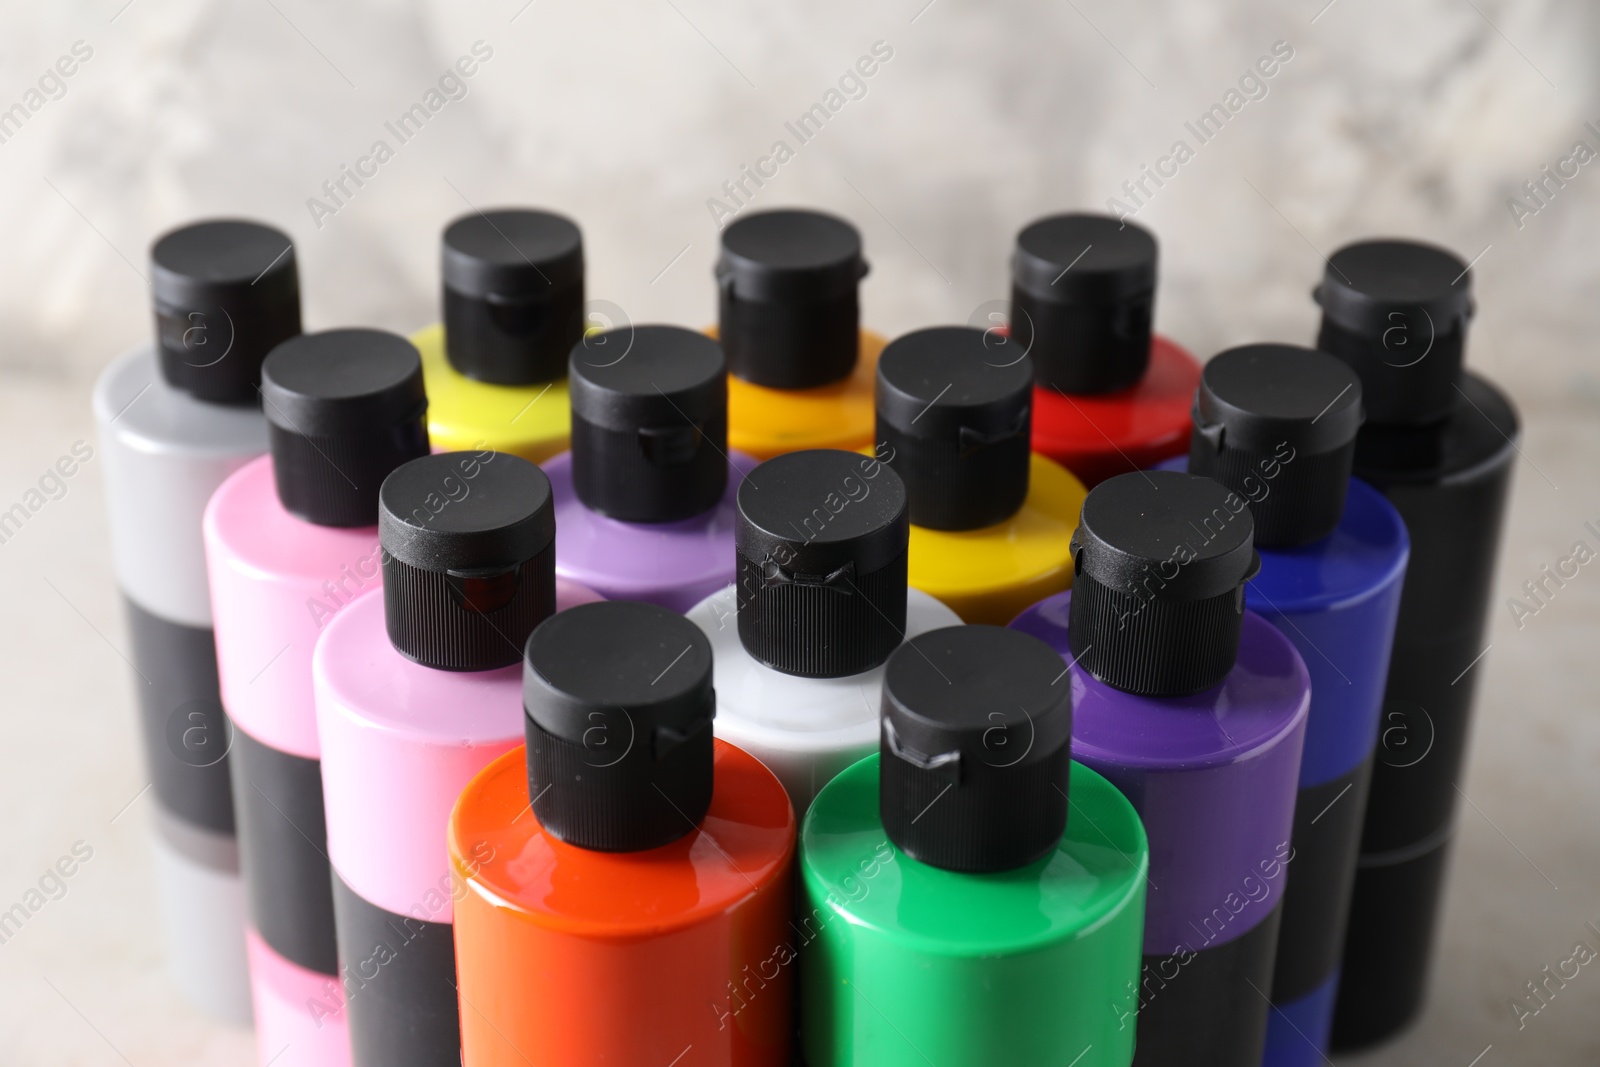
204;330;431;1067
543;325;757;611
1011;471;1310;1067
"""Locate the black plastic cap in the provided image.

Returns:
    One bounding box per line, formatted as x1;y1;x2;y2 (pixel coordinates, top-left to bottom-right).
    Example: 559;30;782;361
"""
1068;471;1261;696
379;452;557;671
568;326;729;523
523;601;715;852
150;219;303;404
260;330;430;527
716;209;868;389
880;625;1072;873
441;209;584;385
876;326;1033;531
1010;213;1157;395
1314;239;1473;426
735;449;909;678
1189;344;1364;547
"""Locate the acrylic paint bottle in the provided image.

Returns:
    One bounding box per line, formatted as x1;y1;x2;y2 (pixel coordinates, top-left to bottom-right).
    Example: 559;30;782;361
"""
450;600;795;1067
412;209;583;463
1313;241;1519;1049
1011;213;1201;487
875;325;1084;624
716;209;881;459
205;329;431;1066
685;449;961;813
312;452;589;1067
92;218;301;1022
801;624;1148;1067
1011;471;1310;1067
1171;344;1409;1065
542;324;757;611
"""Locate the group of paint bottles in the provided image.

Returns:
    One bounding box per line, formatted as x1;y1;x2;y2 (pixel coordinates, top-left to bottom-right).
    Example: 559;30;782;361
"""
93;205;1515;1067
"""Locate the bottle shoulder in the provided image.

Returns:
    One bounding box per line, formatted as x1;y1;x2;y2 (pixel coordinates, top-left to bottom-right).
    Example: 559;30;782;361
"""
93;345;267;456
204;455;381;581
801;755;1147;956
1353;371;1519;486
725;328;883;458
413;323;572;461
1031;334;1199;448
451;741;794;937
1247;476;1410;612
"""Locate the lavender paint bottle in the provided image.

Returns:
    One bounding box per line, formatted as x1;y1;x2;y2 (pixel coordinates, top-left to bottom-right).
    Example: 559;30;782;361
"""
1011;471;1310;1067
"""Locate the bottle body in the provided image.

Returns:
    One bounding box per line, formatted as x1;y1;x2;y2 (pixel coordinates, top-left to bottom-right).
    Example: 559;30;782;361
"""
412;323;571;463
686;585;961;814
92;345;261;1023
1012;598;1310;1067
724;329;886;459
801;754;1147;1067
449;740;795;1067
1332;372;1518;1048
544;449;758;611
1031;335;1199;488
905;452;1083;625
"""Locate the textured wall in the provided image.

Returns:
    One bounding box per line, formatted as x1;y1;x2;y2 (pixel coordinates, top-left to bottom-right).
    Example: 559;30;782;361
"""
2;1;1597;406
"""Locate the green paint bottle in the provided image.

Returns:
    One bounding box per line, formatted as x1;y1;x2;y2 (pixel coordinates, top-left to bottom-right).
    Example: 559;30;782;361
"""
800;624;1149;1067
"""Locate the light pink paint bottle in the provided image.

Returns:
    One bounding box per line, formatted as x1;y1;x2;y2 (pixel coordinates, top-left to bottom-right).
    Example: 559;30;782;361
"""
204;329;432;1067
313;450;595;1067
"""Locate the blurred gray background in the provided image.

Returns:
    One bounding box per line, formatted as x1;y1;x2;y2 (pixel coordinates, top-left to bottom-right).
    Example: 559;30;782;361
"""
1;2;1596;1064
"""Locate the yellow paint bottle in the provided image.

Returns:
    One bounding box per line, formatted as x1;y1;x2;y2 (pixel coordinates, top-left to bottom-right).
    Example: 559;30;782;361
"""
876;326;1085;626
715;209;880;460
414;210;582;463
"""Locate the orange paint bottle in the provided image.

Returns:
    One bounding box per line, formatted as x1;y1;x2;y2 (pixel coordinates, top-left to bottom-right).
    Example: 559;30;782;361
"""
449;601;795;1067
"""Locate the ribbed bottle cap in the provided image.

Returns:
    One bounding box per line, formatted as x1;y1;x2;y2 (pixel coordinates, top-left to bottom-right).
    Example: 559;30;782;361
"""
715;209;868;389
735;449;909;678
1010;213;1157;395
259;330;430;526
150;219;302;404
1189;344;1364;547
568;325;729;523
441;209;584;385
1313;239;1473;425
1067;470;1260;696
523;601;715;852
880;625;1072;873
876;326;1033;531
379;452;557;671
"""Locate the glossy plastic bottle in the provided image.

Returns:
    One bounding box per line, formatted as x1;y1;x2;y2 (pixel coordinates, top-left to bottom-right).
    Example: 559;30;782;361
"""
802;625;1148;1067
450;601;795;1067
685;449;961;813
92;219;300;1022
542;324;757;610
876;325;1083;624
411;209;583;463
1313;241;1519;1049
311;452;579;1067
716;209;884;459
1164;344;1410;1065
205;329;431;1066
1012;471;1310;1067
1010;213;1201;486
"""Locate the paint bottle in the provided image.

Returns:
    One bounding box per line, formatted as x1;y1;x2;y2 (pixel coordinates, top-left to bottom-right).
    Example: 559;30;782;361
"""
800;624;1148;1066
876;325;1084;624
92;218;301;1022
1173;344;1409;1065
205;329;431;1066
449;600;795;1067
716;209;881;459
1011;213;1201;487
312;451;583;1067
685;449;962;813
1312;241;1519;1049
411;209;583;463
1011;470;1310;1067
542;325;757;611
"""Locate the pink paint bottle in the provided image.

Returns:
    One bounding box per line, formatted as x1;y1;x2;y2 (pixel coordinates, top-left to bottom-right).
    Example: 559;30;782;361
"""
313;451;591;1067
205;329;431;1067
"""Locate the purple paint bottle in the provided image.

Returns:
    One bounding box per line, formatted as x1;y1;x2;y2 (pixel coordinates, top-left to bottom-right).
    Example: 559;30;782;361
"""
1011;470;1309;1067
543;325;756;612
